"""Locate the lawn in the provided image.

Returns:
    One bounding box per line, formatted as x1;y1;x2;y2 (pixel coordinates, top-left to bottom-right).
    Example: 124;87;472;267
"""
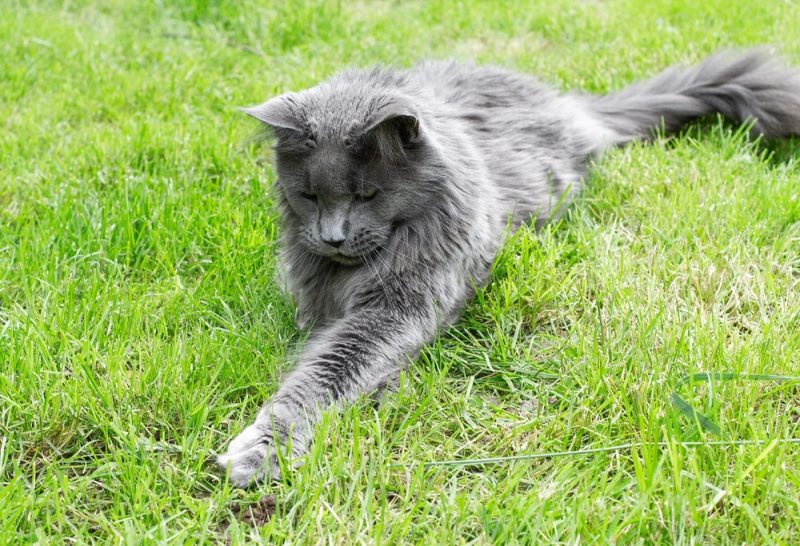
2;0;800;543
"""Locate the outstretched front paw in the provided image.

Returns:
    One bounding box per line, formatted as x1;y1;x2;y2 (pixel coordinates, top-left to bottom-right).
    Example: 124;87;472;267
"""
217;421;282;487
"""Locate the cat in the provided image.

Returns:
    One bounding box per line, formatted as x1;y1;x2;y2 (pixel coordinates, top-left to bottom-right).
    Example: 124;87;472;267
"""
217;48;800;486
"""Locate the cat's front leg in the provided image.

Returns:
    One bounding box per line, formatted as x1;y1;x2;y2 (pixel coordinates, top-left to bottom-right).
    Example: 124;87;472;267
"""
217;304;435;486
216;399;310;486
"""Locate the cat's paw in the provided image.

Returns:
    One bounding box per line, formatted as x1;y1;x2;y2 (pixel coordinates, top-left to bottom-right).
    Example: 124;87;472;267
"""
217;421;281;487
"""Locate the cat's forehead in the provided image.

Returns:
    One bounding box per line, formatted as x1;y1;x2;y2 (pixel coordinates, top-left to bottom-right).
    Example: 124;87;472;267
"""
302;91;376;140
307;144;351;176
302;69;406;140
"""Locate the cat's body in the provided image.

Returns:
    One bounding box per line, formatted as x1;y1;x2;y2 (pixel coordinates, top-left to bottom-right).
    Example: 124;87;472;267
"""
218;49;800;486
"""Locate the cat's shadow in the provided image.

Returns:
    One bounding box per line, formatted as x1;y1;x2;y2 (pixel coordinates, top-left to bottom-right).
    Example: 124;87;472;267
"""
762;136;800;166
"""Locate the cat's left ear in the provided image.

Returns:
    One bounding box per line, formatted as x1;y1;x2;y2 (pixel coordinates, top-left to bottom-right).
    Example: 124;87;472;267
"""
355;97;422;161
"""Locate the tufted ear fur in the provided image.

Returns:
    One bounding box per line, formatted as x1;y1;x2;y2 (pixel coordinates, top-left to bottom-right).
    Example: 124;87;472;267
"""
352;96;422;162
241;93;314;151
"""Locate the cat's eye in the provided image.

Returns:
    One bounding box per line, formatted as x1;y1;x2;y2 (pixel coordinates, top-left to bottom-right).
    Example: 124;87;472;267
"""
357;187;378;201
300;191;317;202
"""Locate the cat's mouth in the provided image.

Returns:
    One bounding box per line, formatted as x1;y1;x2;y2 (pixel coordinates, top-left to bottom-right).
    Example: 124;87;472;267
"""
329;253;362;266
328;246;384;266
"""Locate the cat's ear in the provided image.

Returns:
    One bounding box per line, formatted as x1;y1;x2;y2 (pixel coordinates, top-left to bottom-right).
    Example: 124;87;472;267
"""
241;93;314;150
241;93;303;130
355;98;421;161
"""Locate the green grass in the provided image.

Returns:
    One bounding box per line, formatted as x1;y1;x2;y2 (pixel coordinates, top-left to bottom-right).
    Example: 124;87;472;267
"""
2;0;800;543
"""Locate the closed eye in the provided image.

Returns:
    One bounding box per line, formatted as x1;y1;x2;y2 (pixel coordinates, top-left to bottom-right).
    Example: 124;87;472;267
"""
300;191;317;202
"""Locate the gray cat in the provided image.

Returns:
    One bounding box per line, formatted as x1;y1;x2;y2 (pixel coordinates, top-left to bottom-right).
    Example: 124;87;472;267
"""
217;48;800;486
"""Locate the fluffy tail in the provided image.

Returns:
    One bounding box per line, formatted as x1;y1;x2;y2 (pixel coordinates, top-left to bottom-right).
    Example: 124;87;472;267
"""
591;48;800;143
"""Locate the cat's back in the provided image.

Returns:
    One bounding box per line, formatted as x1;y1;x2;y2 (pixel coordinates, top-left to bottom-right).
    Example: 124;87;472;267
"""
406;60;601;227
406;60;582;155
408;60;556;111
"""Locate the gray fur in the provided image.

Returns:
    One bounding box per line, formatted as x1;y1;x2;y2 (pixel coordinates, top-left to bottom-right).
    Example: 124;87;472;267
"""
218;48;800;486
592;48;800;142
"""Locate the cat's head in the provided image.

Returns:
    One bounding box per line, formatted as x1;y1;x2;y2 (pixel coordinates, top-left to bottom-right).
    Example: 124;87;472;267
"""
244;71;435;266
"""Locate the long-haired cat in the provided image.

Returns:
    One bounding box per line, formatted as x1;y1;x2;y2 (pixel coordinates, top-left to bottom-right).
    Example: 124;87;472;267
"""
217;48;800;486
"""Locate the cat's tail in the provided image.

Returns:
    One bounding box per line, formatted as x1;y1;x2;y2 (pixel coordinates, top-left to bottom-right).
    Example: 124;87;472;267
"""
589;48;800;145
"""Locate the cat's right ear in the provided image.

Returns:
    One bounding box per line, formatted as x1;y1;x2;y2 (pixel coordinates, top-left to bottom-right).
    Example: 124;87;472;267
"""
240;93;314;149
241;93;303;130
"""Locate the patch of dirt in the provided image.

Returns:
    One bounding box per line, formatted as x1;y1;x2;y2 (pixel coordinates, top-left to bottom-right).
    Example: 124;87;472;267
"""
220;495;277;532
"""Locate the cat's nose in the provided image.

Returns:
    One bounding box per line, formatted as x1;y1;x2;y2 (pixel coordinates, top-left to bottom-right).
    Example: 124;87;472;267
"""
319;207;349;248
323;236;346;248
